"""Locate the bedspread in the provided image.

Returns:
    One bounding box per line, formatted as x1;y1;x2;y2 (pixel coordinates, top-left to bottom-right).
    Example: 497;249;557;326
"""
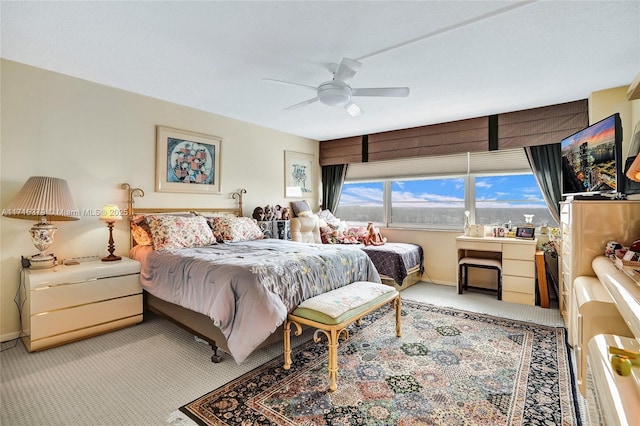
360;243;424;285
131;239;380;363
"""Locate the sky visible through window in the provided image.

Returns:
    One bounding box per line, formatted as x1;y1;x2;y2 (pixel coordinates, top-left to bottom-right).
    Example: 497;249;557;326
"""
337;174;556;226
340;175;545;207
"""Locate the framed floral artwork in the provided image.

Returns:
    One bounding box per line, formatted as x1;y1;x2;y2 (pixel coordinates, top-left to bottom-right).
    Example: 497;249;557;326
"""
155;126;222;194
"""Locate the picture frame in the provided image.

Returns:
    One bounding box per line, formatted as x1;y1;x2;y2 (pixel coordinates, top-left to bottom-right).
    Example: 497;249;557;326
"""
515;226;536;240
156;126;222;194
284;151;315;198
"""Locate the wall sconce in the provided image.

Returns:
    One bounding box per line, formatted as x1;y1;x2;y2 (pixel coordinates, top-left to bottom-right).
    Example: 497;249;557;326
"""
2;176;78;268
100;204;123;262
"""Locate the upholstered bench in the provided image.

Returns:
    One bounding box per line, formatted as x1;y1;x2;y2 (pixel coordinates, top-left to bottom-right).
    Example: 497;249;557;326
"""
283;281;401;391
458;256;502;300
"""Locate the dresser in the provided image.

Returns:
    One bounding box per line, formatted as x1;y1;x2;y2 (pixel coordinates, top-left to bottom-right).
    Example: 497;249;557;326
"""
20;257;142;351
456;236;538;305
559;200;640;346
584;257;640;425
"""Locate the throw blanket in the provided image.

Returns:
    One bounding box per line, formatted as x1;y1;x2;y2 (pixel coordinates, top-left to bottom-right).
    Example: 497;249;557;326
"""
132;239;380;363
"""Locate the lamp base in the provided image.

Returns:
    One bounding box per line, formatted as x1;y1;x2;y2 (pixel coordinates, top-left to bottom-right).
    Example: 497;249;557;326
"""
28;253;56;269
102;254;122;262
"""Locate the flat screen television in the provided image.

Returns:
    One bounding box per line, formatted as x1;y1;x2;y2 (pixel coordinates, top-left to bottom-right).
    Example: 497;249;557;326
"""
561;113;622;198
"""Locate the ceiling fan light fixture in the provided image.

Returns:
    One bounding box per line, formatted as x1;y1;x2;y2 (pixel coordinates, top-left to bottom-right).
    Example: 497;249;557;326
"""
317;81;351;106
344;101;362;117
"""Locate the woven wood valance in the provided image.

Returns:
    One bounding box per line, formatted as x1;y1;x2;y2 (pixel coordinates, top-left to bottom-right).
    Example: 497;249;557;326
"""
319;99;588;165
497;99;588;149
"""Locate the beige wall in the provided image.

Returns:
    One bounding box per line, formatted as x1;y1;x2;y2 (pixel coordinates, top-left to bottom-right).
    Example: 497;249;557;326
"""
0;59;318;340
589;85;640;158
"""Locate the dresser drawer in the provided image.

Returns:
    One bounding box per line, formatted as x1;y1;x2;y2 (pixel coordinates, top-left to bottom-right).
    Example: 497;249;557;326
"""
503;259;535;278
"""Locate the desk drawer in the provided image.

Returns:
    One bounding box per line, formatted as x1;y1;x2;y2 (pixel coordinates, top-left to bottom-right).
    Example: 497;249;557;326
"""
503;243;535;260
503;259;535;278
503;275;534;294
457;241;501;252
502;291;535;305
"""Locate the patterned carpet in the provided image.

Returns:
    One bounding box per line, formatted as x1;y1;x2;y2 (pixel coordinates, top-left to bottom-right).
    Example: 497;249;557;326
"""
179;300;580;425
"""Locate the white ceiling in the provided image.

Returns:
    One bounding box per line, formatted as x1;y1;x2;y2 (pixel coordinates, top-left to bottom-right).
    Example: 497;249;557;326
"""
1;1;639;141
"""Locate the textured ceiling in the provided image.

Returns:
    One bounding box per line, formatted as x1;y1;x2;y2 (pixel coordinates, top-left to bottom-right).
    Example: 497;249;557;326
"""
1;1;639;141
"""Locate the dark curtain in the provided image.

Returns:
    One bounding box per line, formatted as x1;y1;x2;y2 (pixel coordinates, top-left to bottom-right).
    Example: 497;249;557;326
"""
524;144;561;224
321;164;347;213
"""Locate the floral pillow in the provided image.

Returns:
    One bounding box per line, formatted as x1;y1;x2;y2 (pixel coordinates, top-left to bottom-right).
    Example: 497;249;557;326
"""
210;216;264;242
145;215;216;250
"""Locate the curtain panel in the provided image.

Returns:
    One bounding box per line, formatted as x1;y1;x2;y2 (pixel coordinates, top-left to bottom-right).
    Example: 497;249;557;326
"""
321;164;347;213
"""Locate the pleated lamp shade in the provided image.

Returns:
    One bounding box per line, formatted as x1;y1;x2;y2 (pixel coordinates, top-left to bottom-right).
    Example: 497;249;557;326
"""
3;176;79;221
3;176;78;268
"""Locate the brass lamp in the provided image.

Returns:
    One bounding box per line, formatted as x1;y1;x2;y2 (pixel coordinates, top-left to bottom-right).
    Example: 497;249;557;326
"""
100;204;122;262
2;176;79;268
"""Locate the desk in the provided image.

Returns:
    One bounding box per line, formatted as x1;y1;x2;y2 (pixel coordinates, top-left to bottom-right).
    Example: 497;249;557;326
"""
456;235;538;306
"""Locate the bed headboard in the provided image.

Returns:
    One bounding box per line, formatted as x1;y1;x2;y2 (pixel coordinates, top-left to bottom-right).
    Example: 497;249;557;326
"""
122;183;246;247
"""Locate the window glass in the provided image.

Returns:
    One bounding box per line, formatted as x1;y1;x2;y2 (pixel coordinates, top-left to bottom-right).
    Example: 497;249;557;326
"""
390;178;465;227
474;174;557;227
335;181;384;222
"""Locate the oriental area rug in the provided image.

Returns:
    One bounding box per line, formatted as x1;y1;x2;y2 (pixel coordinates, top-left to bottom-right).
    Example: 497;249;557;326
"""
178;301;580;425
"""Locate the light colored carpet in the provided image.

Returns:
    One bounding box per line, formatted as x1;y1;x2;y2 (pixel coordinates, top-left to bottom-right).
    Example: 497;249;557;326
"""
1;282;581;426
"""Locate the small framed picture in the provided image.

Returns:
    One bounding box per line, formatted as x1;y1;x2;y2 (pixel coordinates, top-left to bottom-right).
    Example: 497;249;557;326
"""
515;226;536;239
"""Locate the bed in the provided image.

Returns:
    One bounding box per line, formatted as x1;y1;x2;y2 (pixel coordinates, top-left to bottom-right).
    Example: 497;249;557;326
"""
290;215;424;290
123;186;380;364
360;243;424;290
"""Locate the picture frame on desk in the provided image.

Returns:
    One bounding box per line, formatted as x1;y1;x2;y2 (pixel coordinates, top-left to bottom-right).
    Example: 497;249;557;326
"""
515;226;536;239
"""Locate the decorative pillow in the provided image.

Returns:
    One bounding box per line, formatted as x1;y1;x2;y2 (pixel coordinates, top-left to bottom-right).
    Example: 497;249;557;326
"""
290;200;311;217
130;215;153;246
145;215;216;250
210;216;264;242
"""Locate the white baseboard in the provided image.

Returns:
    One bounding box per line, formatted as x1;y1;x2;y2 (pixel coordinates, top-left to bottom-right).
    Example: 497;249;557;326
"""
1;331;22;343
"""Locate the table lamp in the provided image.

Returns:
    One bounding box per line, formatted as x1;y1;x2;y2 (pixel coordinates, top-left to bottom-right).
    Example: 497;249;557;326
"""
100;204;122;261
2;176;79;268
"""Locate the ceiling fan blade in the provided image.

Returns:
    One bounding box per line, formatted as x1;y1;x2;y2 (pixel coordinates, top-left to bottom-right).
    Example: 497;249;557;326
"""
352;87;410;97
284;97;319;110
263;78;317;91
344;101;362;117
333;58;362;82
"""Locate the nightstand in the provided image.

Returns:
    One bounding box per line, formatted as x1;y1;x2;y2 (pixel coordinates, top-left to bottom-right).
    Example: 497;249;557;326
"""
20;257;143;352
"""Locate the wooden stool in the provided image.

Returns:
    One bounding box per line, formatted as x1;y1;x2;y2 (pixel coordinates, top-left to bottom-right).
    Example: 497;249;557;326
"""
284;281;401;391
458;257;502;300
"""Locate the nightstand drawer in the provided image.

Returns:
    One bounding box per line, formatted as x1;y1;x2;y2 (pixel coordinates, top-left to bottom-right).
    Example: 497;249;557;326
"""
30;293;142;340
30;274;141;313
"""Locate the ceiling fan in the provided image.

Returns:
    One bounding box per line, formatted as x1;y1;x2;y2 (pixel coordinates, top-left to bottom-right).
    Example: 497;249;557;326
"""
264;57;410;117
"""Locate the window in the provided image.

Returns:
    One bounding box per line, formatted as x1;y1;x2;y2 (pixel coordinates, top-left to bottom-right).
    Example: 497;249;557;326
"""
335;181;384;223
473;174;556;227
334;149;559;229
390;177;465;227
